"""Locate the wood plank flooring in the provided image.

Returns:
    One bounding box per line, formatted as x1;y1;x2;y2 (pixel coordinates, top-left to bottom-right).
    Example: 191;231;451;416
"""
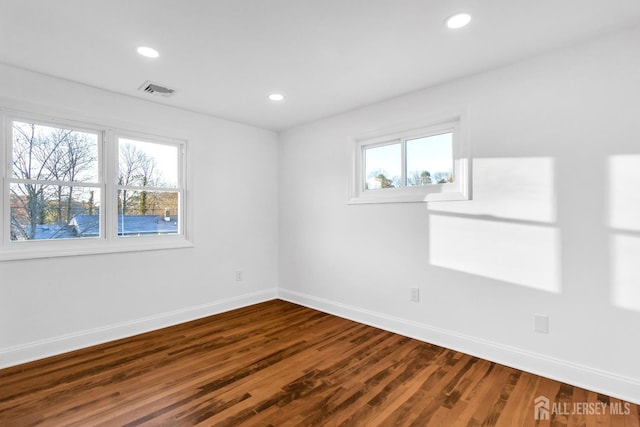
0;300;638;426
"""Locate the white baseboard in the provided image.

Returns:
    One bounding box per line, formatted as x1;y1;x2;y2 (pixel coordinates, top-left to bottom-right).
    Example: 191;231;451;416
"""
0;288;278;370
278;288;640;405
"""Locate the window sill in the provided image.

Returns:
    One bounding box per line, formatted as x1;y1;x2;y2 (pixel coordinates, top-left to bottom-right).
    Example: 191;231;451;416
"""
0;238;194;262
348;192;470;204
349;183;470;205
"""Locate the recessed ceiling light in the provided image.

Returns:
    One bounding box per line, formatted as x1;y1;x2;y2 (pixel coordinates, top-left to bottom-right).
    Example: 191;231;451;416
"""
445;13;471;29
269;93;285;101
137;46;159;58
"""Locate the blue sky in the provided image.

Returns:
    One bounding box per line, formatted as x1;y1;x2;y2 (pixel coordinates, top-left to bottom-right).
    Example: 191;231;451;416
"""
365;132;453;185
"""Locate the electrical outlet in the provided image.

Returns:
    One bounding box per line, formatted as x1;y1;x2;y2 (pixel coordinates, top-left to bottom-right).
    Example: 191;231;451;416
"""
410;287;420;303
235;270;243;282
534;314;549;334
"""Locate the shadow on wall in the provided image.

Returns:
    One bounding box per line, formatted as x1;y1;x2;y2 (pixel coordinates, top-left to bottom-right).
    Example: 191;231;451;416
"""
608;154;640;312
426;157;561;293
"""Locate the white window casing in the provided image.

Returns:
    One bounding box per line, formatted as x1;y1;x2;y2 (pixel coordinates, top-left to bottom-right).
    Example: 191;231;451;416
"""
0;108;191;261
349;112;471;204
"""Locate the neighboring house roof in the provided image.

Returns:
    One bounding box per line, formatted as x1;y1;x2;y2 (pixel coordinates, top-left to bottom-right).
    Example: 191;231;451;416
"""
115;215;179;236
33;224;78;240
33;214;178;239
70;215;100;237
72;214;179;236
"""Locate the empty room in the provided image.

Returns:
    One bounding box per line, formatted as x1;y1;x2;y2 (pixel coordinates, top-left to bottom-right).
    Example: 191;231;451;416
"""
1;1;640;425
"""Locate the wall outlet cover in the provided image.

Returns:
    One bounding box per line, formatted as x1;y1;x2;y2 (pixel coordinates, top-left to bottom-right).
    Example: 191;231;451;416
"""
534;314;549;334
410;287;420;303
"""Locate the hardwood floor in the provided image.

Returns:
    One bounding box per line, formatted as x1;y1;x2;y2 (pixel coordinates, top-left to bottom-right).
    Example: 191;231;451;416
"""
0;300;638;426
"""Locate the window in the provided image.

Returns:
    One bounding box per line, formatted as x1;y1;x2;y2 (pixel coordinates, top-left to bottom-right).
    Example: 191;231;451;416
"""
1;110;189;260
117;137;182;237
350;115;470;203
9;121;101;241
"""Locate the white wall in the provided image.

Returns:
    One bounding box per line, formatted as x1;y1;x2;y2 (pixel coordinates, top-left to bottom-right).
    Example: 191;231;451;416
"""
278;26;640;403
0;64;279;367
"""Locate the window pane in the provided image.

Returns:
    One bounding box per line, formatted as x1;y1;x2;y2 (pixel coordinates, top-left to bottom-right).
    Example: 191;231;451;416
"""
364;143;401;190
12;121;99;183
119;138;178;188
406;133;454;186
10;183;100;240
117;190;179;236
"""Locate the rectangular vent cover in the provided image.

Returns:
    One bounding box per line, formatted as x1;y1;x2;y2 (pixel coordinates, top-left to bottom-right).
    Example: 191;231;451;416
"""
138;81;176;97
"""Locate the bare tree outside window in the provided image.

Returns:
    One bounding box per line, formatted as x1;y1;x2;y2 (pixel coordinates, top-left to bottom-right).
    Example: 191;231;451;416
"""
4;115;187;251
117;138;180;236
118;141;161;215
10;121;99;240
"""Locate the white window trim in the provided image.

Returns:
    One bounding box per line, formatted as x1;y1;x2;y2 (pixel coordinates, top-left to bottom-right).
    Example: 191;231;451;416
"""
349;113;471;204
0;108;192;261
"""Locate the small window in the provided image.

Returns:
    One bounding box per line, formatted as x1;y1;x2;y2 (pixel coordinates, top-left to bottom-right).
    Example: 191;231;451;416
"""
350;115;469;203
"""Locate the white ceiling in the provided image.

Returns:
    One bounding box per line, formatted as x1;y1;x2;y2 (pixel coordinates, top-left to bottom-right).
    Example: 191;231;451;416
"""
1;1;640;131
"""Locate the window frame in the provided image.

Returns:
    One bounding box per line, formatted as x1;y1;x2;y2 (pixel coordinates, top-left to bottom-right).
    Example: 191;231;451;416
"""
0;108;191;261
7;113;105;241
349;114;470;204
112;131;186;239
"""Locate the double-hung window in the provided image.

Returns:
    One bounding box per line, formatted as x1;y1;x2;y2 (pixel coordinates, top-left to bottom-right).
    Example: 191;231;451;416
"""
1;110;189;260
350;115;470;203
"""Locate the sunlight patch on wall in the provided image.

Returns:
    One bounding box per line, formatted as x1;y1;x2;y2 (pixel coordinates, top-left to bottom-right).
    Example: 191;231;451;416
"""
429;214;561;292
608;155;640;311
608;155;640;231
428;157;556;223
611;234;640;311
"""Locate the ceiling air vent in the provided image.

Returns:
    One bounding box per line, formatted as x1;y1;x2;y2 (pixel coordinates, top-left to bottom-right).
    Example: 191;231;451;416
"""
138;80;175;97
